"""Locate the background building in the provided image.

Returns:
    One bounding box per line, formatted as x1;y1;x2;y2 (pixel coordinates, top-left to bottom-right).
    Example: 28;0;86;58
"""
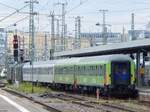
0;28;6;68
128;30;150;40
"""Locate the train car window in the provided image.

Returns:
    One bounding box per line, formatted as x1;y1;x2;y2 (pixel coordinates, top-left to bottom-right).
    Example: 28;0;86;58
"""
55;67;57;74
89;66;92;75
88;66;91;75
84;66;87;75
76;66;79;75
59;67;61;74
86;66;89;75
58;67;61;74
44;67;47;74
63;67;66;75
94;65;97;75
99;65;102;75
103;64;106;75
66;67;71;75
46;67;49;74
78;66;80;75
36;68;38;74
80;66;82;75
83;66;85;75
61;67;63;74
81;66;83;75
96;65;99;75
68;66;71;74
71;66;73;74
58;67;60;74
33;68;35;74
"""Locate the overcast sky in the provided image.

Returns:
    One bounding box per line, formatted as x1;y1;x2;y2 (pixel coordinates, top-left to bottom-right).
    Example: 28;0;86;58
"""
0;0;150;34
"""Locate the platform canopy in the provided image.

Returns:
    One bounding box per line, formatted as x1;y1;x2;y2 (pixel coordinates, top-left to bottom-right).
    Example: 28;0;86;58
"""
54;38;150;58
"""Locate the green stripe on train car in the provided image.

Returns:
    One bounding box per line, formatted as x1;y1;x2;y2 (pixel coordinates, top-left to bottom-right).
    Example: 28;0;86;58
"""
107;62;111;85
54;74;74;84
76;75;104;86
131;61;135;84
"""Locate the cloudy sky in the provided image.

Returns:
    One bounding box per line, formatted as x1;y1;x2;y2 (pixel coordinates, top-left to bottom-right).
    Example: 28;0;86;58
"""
0;0;150;34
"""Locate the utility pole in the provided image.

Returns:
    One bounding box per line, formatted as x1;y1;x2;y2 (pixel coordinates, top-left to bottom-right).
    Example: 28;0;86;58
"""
5;29;8;81
75;17;77;49
64;24;67;50
121;26;125;42
25;0;38;60
77;16;81;48
50;12;55;60
25;0;38;93
99;9;108;45
131;13;135;40
55;2;67;51
56;19;60;38
44;33;48;60
56;19;60;52
74;16;81;49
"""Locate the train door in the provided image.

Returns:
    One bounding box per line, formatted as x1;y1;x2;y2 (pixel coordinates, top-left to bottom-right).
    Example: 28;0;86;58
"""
111;61;130;86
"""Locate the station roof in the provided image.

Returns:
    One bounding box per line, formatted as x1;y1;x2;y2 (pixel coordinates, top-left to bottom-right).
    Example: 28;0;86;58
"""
54;38;150;57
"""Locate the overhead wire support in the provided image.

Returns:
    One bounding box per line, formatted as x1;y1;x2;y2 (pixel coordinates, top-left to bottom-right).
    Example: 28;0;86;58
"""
99;9;108;45
25;0;38;93
5;16;29;29
67;0;89;14
0;1;18;10
131;13;135;40
55;2;67;51
25;0;38;61
49;11;55;60
0;4;29;23
74;16;81;49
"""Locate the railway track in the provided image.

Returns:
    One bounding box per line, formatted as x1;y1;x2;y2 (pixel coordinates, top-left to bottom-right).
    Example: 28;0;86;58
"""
3;88;63;112
40;92;138;112
3;88;149;112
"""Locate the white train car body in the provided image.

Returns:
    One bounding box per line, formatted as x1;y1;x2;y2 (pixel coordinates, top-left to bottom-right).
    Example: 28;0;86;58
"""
23;61;55;83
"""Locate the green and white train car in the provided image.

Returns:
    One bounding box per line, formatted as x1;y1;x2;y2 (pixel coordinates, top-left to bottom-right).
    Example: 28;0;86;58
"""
23;54;136;95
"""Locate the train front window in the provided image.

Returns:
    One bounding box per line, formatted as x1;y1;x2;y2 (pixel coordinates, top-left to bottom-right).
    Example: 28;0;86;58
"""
112;62;130;85
114;64;127;75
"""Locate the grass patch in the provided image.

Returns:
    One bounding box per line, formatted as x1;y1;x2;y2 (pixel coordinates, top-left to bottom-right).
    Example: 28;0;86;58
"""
7;82;52;94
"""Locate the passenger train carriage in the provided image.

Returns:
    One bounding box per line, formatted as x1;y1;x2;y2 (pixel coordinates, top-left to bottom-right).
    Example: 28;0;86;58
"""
22;55;136;96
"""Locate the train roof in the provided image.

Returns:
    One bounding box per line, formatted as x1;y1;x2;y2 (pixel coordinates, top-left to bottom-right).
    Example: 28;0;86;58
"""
80;54;132;62
23;54;132;68
23;60;56;68
55;54;132;65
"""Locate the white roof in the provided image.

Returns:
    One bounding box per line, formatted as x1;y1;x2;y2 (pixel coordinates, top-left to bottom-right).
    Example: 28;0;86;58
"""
54;38;150;57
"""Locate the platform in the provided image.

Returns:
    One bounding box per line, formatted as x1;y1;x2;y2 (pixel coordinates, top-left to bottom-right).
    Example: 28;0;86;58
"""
138;88;150;102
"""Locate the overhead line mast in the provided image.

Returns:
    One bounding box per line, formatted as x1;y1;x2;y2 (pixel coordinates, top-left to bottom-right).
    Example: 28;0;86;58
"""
99;9;108;45
55;2;67;51
25;0;38;93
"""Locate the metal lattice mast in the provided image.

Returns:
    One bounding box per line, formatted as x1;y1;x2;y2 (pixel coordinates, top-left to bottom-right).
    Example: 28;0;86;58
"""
74;16;81;49
50;12;55;51
74;17;77;49
49;12;55;60
25;0;38;93
56;19;60;51
62;3;66;51
25;0;38;61
99;9;108;45
30;0;34;61
44;33;48;60
77;16;81;49
55;2;67;51
131;13;135;40
56;19;60;38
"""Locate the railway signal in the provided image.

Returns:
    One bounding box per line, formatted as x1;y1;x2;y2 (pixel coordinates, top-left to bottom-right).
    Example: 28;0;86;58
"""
13;34;18;62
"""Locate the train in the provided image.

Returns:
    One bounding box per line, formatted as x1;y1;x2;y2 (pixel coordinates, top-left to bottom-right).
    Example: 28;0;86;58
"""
21;54;136;96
